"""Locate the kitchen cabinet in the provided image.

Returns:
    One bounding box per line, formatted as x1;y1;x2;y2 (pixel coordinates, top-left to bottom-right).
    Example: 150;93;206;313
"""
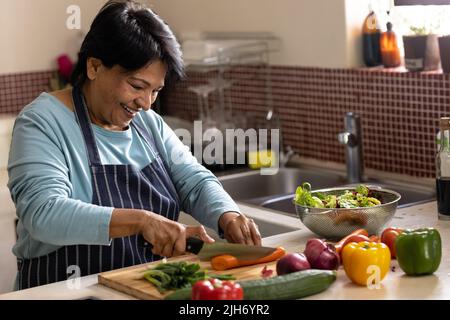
0;116;15;170
0;170;19;294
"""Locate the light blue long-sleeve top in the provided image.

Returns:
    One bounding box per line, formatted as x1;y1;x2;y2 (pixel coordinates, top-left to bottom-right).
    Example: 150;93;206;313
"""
7;92;241;259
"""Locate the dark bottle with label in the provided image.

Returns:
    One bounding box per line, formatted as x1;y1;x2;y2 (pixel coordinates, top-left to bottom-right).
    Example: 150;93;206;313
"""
362;8;382;67
436;117;450;220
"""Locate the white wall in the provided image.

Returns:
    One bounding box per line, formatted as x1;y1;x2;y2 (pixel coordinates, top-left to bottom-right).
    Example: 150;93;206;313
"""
0;0;373;73
0;0;106;74
345;0;372;68
149;0;353;68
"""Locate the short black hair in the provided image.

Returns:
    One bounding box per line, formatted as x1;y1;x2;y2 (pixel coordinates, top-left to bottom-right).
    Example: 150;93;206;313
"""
70;0;184;87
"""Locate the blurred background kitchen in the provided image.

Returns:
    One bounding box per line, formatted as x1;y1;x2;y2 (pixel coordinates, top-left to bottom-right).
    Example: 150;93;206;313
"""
1;0;450;294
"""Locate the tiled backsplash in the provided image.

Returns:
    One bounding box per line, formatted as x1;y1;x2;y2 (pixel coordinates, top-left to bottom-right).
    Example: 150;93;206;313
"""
161;66;450;178
2;67;449;178
0;71;54;116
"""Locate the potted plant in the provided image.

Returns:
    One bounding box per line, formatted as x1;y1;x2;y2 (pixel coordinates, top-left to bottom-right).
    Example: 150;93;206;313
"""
403;25;441;71
438;35;450;73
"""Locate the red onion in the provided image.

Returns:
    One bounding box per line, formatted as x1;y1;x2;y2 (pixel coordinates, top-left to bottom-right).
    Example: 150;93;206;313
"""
304;238;340;270
276;253;311;275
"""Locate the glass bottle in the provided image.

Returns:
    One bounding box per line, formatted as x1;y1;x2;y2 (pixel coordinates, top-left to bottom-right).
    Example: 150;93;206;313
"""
362;5;382;67
380;20;401;68
436;117;450;220
436;128;449;151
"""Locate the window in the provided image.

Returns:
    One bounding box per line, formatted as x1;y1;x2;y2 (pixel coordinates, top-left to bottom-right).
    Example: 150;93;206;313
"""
367;1;450;57
390;4;450;36
395;0;450;5
369;1;450;37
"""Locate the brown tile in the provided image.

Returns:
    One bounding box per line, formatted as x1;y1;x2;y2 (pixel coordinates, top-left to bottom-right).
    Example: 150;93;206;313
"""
0;70;54;115
3;66;447;178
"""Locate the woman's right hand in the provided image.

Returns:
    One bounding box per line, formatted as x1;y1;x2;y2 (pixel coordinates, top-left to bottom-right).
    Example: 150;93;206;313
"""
140;211;215;258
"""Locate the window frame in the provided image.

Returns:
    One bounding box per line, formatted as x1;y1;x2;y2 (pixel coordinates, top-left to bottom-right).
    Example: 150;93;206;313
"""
395;0;450;5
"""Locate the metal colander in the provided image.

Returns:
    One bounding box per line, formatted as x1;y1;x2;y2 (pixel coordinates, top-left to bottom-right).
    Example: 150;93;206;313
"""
294;186;401;240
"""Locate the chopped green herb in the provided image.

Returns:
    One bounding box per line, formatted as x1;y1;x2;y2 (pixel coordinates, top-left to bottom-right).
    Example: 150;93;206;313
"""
142;261;235;293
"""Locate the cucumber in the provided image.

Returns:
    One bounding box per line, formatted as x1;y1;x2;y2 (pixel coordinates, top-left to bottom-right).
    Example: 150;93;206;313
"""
240;269;336;300
165;269;336;300
164;286;192;300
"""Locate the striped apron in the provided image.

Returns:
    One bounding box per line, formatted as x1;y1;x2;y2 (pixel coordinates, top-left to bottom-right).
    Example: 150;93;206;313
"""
16;86;181;289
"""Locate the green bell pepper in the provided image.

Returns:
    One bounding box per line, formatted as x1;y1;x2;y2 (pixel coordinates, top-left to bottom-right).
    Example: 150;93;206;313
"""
395;228;442;276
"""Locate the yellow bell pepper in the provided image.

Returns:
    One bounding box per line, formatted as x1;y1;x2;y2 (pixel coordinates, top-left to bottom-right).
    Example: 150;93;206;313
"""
342;241;391;287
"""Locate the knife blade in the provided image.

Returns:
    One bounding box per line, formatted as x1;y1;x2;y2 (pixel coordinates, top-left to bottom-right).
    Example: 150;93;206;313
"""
185;237;276;261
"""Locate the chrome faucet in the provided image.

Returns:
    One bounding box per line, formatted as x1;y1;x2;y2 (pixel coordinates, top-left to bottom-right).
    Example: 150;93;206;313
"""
265;110;297;168
338;112;364;183
279;145;296;167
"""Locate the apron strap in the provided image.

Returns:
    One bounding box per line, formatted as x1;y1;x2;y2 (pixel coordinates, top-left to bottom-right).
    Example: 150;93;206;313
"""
72;85;103;166
130;119;157;151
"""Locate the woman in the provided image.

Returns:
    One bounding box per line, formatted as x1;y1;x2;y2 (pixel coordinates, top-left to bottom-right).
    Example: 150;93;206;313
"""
7;0;261;290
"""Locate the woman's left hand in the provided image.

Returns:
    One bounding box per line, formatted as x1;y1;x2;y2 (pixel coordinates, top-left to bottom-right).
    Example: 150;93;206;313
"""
219;212;262;246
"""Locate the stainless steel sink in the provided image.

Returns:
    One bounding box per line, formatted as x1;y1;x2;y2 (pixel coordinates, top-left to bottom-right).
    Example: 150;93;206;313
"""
219;166;436;217
250;217;299;237
219;167;347;205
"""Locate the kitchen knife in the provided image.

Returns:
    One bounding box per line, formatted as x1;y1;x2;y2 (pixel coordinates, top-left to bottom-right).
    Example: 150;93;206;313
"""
186;237;276;261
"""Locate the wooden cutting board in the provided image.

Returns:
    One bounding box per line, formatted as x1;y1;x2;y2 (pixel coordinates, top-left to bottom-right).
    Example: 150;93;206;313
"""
98;254;278;300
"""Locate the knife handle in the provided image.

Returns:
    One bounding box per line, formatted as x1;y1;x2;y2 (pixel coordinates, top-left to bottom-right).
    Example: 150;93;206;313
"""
185;237;204;254
138;236;204;255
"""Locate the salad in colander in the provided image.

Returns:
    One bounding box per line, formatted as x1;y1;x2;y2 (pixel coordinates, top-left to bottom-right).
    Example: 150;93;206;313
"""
294;182;382;209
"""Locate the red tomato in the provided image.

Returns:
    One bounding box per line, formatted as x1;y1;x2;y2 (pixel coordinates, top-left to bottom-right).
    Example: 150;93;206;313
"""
336;234;370;260
380;227;403;259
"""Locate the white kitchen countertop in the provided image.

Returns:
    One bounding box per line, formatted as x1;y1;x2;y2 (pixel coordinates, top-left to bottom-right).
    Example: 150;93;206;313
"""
0;200;449;300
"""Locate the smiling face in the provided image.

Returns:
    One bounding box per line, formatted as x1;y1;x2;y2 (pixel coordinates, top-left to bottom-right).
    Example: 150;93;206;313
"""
82;58;167;131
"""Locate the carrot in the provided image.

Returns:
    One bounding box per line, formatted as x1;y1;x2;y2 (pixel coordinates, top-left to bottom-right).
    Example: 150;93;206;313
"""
334;229;369;256
210;247;286;271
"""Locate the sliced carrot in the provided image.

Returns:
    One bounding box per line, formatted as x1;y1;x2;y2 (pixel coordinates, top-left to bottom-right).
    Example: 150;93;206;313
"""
210;247;286;271
210;255;240;271
334;229;369;255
